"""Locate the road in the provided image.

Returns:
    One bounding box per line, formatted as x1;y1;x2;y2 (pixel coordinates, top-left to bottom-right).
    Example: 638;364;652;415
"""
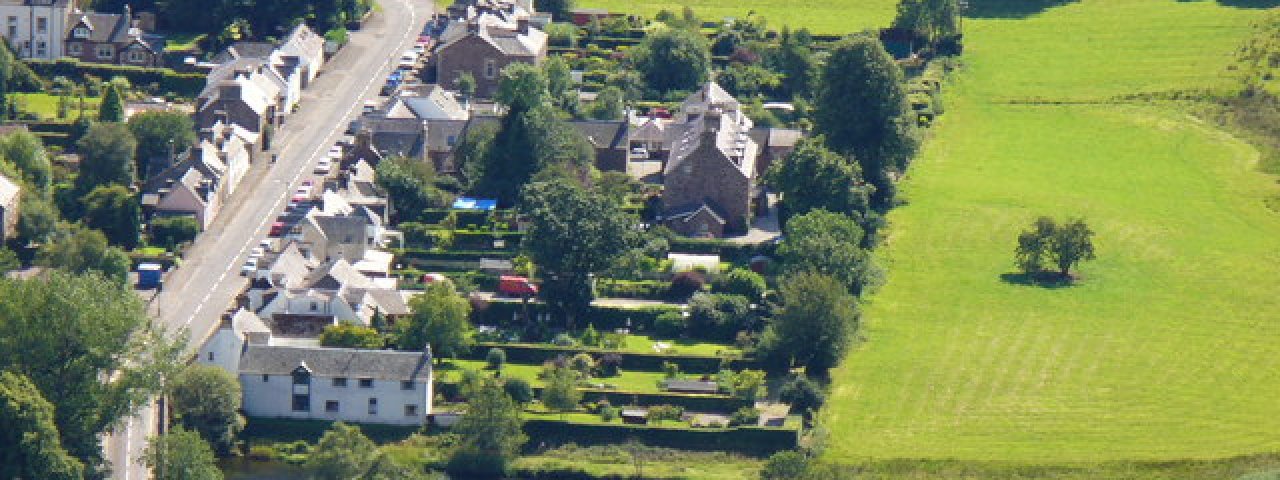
104;0;431;477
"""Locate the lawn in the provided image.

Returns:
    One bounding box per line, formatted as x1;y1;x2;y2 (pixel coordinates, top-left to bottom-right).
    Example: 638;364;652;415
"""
12;93;100;121
576;0;899;35
514;444;764;480
622;333;740;356
824;0;1280;465
442;359;692;392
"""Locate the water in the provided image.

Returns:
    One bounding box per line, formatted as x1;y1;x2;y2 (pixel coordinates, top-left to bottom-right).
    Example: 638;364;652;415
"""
218;458;308;480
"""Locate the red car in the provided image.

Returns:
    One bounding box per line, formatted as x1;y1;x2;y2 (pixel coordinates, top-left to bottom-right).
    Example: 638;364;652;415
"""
269;222;286;237
498;276;538;296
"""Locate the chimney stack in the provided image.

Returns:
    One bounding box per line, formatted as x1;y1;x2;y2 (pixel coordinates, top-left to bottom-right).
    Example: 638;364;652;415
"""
517;18;530;35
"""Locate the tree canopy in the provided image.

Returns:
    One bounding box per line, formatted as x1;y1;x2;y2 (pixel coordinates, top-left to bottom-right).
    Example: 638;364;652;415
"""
81;184;141;249
35;223;132;284
127;111;196;179
376;155;451;224
631;27;712;93
0;130;51;196
320;323;385;349
760;272;859;373
767;136;871;222
540;367;582;415
893;0;961;44
98;83;125;123
305;422;382;480
520;179;633;327
813;34;918;207
75;122;138;194
141;427;223;480
777;210;877;295
0;370;84;480
448;379;526;476
168;364;244;457
1015;216;1097;278
398;282;474;360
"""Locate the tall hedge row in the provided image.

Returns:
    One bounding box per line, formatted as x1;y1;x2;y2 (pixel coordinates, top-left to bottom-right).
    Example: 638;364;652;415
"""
521;419;797;456
26;58;207;97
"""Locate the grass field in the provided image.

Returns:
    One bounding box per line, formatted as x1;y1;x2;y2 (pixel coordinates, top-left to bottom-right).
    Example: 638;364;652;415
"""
576;0;898;34
12;93;101;121
823;0;1280;466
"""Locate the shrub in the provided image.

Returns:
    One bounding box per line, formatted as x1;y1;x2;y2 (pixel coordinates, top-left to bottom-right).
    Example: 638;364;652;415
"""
712;267;766;300
318;324;383;349
486;347;507;370
597;353;623;377
729;407;760;426
654;311;687;338
600;406;620;422
580;323;601;347
778;375;825;413
569;353;595;376
667;270;706;300
646;404;684;422
662;361;680;379
551;333;578;347
687;293;753;341
503;378;535;405
149;215;199;249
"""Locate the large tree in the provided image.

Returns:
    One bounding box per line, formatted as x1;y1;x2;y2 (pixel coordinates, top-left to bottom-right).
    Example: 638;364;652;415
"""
75;122;138;194
1015;216;1096;278
141;427;223;480
127;111;196;179
398;282;473;361
759;272;859;373
376;155;450;223
766;136;870;223
520;179;633;328
534;0;573;21
0;129;51;196
0;270;180;470
0;370;84;480
448;379;526;476
167;364;244;457
814;34;919;207
540;367;582;417
767;27;818;99
631;27;711;93
81;184;141;249
777;210;876;295
305;422;380;480
98;83;125;123
319;323;384;349
892;0;961;44
35;223;132;284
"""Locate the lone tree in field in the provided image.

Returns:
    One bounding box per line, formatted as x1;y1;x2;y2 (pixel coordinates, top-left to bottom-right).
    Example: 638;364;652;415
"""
1015;216;1097;279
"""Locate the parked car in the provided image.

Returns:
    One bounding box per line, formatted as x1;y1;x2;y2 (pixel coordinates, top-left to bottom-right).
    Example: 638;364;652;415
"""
362;100;379;114
259;239;274;252
295;185;312;197
314;159;332;175
240;257;259;276
498;276;538;296
269;222;286;236
249;247;265;259
422;273;448;285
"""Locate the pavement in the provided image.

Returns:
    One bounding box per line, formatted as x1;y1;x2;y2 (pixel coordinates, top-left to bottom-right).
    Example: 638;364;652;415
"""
103;0;432;477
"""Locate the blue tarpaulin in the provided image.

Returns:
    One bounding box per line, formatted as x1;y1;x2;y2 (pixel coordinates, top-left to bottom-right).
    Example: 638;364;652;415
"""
451;197;497;211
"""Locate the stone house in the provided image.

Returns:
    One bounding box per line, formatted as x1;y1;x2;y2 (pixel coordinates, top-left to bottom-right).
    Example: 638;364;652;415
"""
194;61;282;145
141;121;254;229
432;12;547;97
63;5;164;67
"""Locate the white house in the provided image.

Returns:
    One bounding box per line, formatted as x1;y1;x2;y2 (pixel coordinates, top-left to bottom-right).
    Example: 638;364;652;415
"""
0;0;73;60
0;172;19;243
198;308;433;426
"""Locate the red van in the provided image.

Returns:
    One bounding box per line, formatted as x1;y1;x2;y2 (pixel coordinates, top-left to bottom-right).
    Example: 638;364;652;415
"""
498;276;538;296
269;222;286;237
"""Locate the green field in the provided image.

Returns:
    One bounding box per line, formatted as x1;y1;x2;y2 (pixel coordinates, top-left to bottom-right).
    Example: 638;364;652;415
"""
12;92;101;121
824;0;1280;465
576;0;898;34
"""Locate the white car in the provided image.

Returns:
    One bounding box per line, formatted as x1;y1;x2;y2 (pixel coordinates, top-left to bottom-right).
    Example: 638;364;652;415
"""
248;247;265;259
240;257;259;276
314;159;332;175
258;239;273;252
295;185;312;197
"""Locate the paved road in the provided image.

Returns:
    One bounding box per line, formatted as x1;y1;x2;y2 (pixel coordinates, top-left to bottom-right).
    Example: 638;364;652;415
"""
104;0;430;477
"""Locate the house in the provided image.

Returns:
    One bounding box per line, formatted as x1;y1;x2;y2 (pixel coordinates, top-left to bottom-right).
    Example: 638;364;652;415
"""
64;5;164;67
0;0;74;60
660;82;759;237
141;121;254;229
273;24;326;88
254;257;409;331
211;24;326;111
195;59;284;140
662;379;720;394
198;309;433;426
568;8;623;27
355;84;470;171
0;172;19;243
432;12;547;97
570;120;630;172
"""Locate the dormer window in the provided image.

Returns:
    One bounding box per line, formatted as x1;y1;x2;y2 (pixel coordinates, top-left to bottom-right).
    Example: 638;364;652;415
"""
73;27;89;39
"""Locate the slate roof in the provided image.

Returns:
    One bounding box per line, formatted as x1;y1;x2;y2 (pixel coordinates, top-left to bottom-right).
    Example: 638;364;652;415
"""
266;242;315;289
302;258;373;291
436;13;546;58
239;344;432;381
212;41;277;63
69;13;130;43
570;120;628;150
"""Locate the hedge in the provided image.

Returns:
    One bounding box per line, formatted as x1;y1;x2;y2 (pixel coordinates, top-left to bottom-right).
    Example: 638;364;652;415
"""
26;58;206;98
435;382;750;412
464;341;752;372
393;248;517;263
241;417;419;444
474;300;681;332
596;280;668;300
452;230;523;250
665;236;772;262
521;419;797;456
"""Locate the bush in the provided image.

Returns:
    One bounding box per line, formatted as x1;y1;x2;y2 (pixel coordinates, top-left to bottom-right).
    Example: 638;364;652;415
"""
504;377;535;405
26;58;205;97
713;267;766;300
668;271;706;300
551;333;578;347
519;419;798;456
597;353;623;377
600;406;620;422
654;311;687;338
778;375;825;413
662;361;680;379
149;215;200;249
569;353;595;376
486;347;507;370
646;404;684;422
687;293;753;342
729;407;760;427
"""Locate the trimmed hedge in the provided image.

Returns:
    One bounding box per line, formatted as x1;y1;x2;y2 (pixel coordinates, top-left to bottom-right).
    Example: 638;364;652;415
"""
596;280;668;300
241;417;419;444
521;419;797;456
666;236;772;263
435;382;750;412
26;58;206;97
393;248;517;263
464;341;750;372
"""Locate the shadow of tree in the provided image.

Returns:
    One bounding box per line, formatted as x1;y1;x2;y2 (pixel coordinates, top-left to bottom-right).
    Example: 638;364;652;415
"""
999;272;1077;289
963;0;1080;18
1214;0;1280;8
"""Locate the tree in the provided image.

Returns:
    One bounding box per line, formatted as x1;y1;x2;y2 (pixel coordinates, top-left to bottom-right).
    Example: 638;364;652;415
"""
495;62;549;113
814;34;919;207
305;422;388;480
712;267;766;300
455;71;477;99
167;364;244;457
520;179;633;327
534;0;573;21
16;192;60;245
766;136;870;222
486;347;506;370
777;210;876;295
0;246;18;272
141;427;223;480
75;122;138;194
587;86;625;120
127;111;195;179
0;370;84;480
759;272;859;373
0;270;180;469
893;0;961;45
503;377;534;405
448;379;526;476
544;55;575;111
35;223;131;283
376;155;450;224
541;366;582;418
687;293;754;341
398;281;474;361
1015;216;1096;278
777;375;825;413
98;83;125;123
0;130;51;195
631;27;711;93
760;450;810;480
81;184;141;248
768;27;817;99
149;215;199;250
453;121;497;189
320;323;385;349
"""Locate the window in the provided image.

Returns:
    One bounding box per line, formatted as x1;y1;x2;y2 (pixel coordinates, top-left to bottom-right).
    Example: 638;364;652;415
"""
292;394;310;411
446;135;456;146
401;381;414;391
68;42;81;55
127;49;146;63
73;27;89;39
207;351;214;361
325;400;340;412
310;301;318;311
483;59;496;79
7;16;16;25
35;41;45;57
332;377;348;387
358;378;374;388
35;17;46;34
404;404;418;417
262;374;269;382
367;398;378;415
96;45;113;60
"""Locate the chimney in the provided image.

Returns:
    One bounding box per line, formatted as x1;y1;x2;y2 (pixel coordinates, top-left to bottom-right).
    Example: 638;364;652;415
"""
517;18;530;35
466;20;480;35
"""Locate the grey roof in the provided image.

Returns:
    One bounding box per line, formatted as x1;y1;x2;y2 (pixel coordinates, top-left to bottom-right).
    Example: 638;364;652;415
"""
267;242;314;289
365;289;411;316
665;202;726;225
396;85;468;121
436;14;546;58
303;258;373;291
239;344;432;381
662;380;720;393
570;120;629;150
426;119;468;153
212;41;278;63
69;12;130;43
